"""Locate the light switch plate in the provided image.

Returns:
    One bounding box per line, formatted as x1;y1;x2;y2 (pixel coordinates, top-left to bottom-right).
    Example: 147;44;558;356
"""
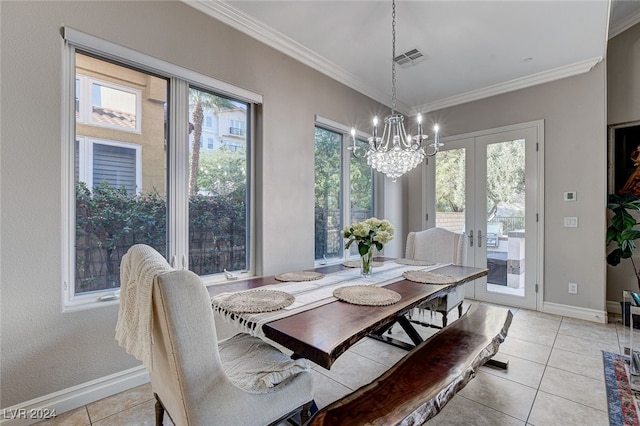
564;217;578;227
564;191;577;201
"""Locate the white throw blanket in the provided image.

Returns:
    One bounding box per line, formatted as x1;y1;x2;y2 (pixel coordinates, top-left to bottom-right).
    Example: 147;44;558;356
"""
115;244;173;371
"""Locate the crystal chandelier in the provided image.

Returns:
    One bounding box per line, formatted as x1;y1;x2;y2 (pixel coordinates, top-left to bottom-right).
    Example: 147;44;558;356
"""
349;0;442;182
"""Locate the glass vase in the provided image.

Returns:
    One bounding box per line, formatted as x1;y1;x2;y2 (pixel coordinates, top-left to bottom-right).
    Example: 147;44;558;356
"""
360;248;374;277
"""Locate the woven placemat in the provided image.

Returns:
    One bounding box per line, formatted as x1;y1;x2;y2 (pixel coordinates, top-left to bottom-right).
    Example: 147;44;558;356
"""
342;260;384;268
217;289;294;313
333;285;401;306
274;271;324;282
394;258;436;266
402;270;457;284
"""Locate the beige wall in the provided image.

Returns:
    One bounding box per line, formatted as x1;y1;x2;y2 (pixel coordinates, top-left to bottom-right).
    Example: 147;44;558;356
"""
407;63;608;311
0;1;388;407
607;23;640;302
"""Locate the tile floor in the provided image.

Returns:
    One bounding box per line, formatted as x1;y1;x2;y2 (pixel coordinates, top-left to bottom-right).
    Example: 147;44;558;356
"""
35;301;628;425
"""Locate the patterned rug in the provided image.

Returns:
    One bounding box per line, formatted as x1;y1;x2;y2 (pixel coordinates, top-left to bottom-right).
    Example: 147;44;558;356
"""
604;351;640;425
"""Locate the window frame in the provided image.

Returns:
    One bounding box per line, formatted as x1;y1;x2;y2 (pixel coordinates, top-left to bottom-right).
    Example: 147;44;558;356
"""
314;116;377;266
76;136;142;194
62;28;260;311
84;76;142;134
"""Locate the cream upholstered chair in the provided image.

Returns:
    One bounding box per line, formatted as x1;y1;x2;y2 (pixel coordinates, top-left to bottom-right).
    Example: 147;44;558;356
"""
150;269;315;425
117;245;315;426
405;227;467;328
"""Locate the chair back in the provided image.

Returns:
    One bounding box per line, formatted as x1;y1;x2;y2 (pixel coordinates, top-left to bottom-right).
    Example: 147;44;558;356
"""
405;227;467;265
150;269;229;425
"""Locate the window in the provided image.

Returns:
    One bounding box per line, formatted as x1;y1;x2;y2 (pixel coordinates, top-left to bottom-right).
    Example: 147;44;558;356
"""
230;119;245;136
188;87;249;276
205;116;213;128
314;119;375;262
76;137;142;195
64;31;259;310
76;74;141;133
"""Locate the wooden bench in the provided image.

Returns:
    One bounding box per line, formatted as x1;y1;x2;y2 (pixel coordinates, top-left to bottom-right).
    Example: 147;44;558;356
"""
305;303;512;426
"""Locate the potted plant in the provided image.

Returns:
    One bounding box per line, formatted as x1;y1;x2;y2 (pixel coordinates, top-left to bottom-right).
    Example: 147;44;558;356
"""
607;193;640;326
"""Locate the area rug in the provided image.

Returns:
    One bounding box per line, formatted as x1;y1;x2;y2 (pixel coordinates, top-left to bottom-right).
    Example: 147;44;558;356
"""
603;351;640;425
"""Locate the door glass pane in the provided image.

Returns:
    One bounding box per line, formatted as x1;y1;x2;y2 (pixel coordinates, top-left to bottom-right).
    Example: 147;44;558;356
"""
188;87;249;275
486;139;525;296
435;148;466;234
314;127;343;261
75;53;168;294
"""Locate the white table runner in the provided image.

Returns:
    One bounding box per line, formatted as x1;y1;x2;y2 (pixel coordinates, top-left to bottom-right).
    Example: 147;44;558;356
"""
211;261;448;339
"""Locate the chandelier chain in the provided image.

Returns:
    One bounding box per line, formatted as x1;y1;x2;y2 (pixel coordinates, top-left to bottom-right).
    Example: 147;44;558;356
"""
348;0;442;182
391;0;397;114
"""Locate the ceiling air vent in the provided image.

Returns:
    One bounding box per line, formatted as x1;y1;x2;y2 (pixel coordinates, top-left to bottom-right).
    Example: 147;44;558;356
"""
393;48;424;68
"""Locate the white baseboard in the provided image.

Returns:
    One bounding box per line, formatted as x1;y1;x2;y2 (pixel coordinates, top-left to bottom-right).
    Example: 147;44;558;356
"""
0;366;148;425
542;301;608;324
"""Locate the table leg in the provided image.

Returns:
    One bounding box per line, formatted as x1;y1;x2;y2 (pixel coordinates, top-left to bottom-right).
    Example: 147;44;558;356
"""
368;315;425;351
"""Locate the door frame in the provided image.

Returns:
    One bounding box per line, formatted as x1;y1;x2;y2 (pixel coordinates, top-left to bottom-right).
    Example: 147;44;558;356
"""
422;120;544;311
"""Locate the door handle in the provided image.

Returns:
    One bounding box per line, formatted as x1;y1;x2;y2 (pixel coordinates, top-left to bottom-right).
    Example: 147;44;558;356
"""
469;230;473;247
478;230;483;248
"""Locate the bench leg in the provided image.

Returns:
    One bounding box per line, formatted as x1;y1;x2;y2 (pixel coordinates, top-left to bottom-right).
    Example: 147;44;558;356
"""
485;358;509;370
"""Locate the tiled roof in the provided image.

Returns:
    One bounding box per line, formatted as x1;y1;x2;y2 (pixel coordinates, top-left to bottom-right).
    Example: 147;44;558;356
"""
92;106;136;130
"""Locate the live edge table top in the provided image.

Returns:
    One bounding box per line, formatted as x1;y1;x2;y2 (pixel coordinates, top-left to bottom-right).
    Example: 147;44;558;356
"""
206;260;488;369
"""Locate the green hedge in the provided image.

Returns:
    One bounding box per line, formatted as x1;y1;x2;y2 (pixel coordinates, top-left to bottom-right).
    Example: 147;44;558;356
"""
75;182;246;294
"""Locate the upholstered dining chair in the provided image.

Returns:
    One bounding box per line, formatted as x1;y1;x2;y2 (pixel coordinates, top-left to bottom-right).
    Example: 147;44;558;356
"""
116;245;315;426
405;227;467;328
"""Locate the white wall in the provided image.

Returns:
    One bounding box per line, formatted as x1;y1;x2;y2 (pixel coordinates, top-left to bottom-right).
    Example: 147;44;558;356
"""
0;0;389;408
407;64;608;311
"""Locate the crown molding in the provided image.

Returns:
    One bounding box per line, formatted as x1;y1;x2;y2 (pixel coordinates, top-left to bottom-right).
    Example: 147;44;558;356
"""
185;0;394;109
609;7;640;39
412;56;603;114
185;1;602;116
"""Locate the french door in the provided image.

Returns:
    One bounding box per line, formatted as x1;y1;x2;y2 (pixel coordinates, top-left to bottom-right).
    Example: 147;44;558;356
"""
424;121;542;309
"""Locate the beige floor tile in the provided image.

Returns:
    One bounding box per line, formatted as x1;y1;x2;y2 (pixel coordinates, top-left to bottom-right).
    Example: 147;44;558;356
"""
539;366;608;412
87;383;154;423
349;337;408;367
528;390;608;426
312;350;388;390
507;322;558;347
512;308;562;330
91;399;156;426
32;406;90;426
547;347;605;381
480;353;546;388
498;336;553;364
427;395;525;426
553;334;619;359
558;317;619;346
458;370;537;421
308;369;352;409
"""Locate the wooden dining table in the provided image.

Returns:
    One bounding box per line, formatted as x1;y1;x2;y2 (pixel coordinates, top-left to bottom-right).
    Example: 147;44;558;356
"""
206;259;488;369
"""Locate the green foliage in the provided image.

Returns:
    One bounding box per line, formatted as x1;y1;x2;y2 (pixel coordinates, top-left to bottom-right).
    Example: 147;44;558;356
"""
606;194;640;289
314;128;342;259
75;181;246;293
486;140;525;217
435;140;525;218
435;149;466;212
196;149;246;199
